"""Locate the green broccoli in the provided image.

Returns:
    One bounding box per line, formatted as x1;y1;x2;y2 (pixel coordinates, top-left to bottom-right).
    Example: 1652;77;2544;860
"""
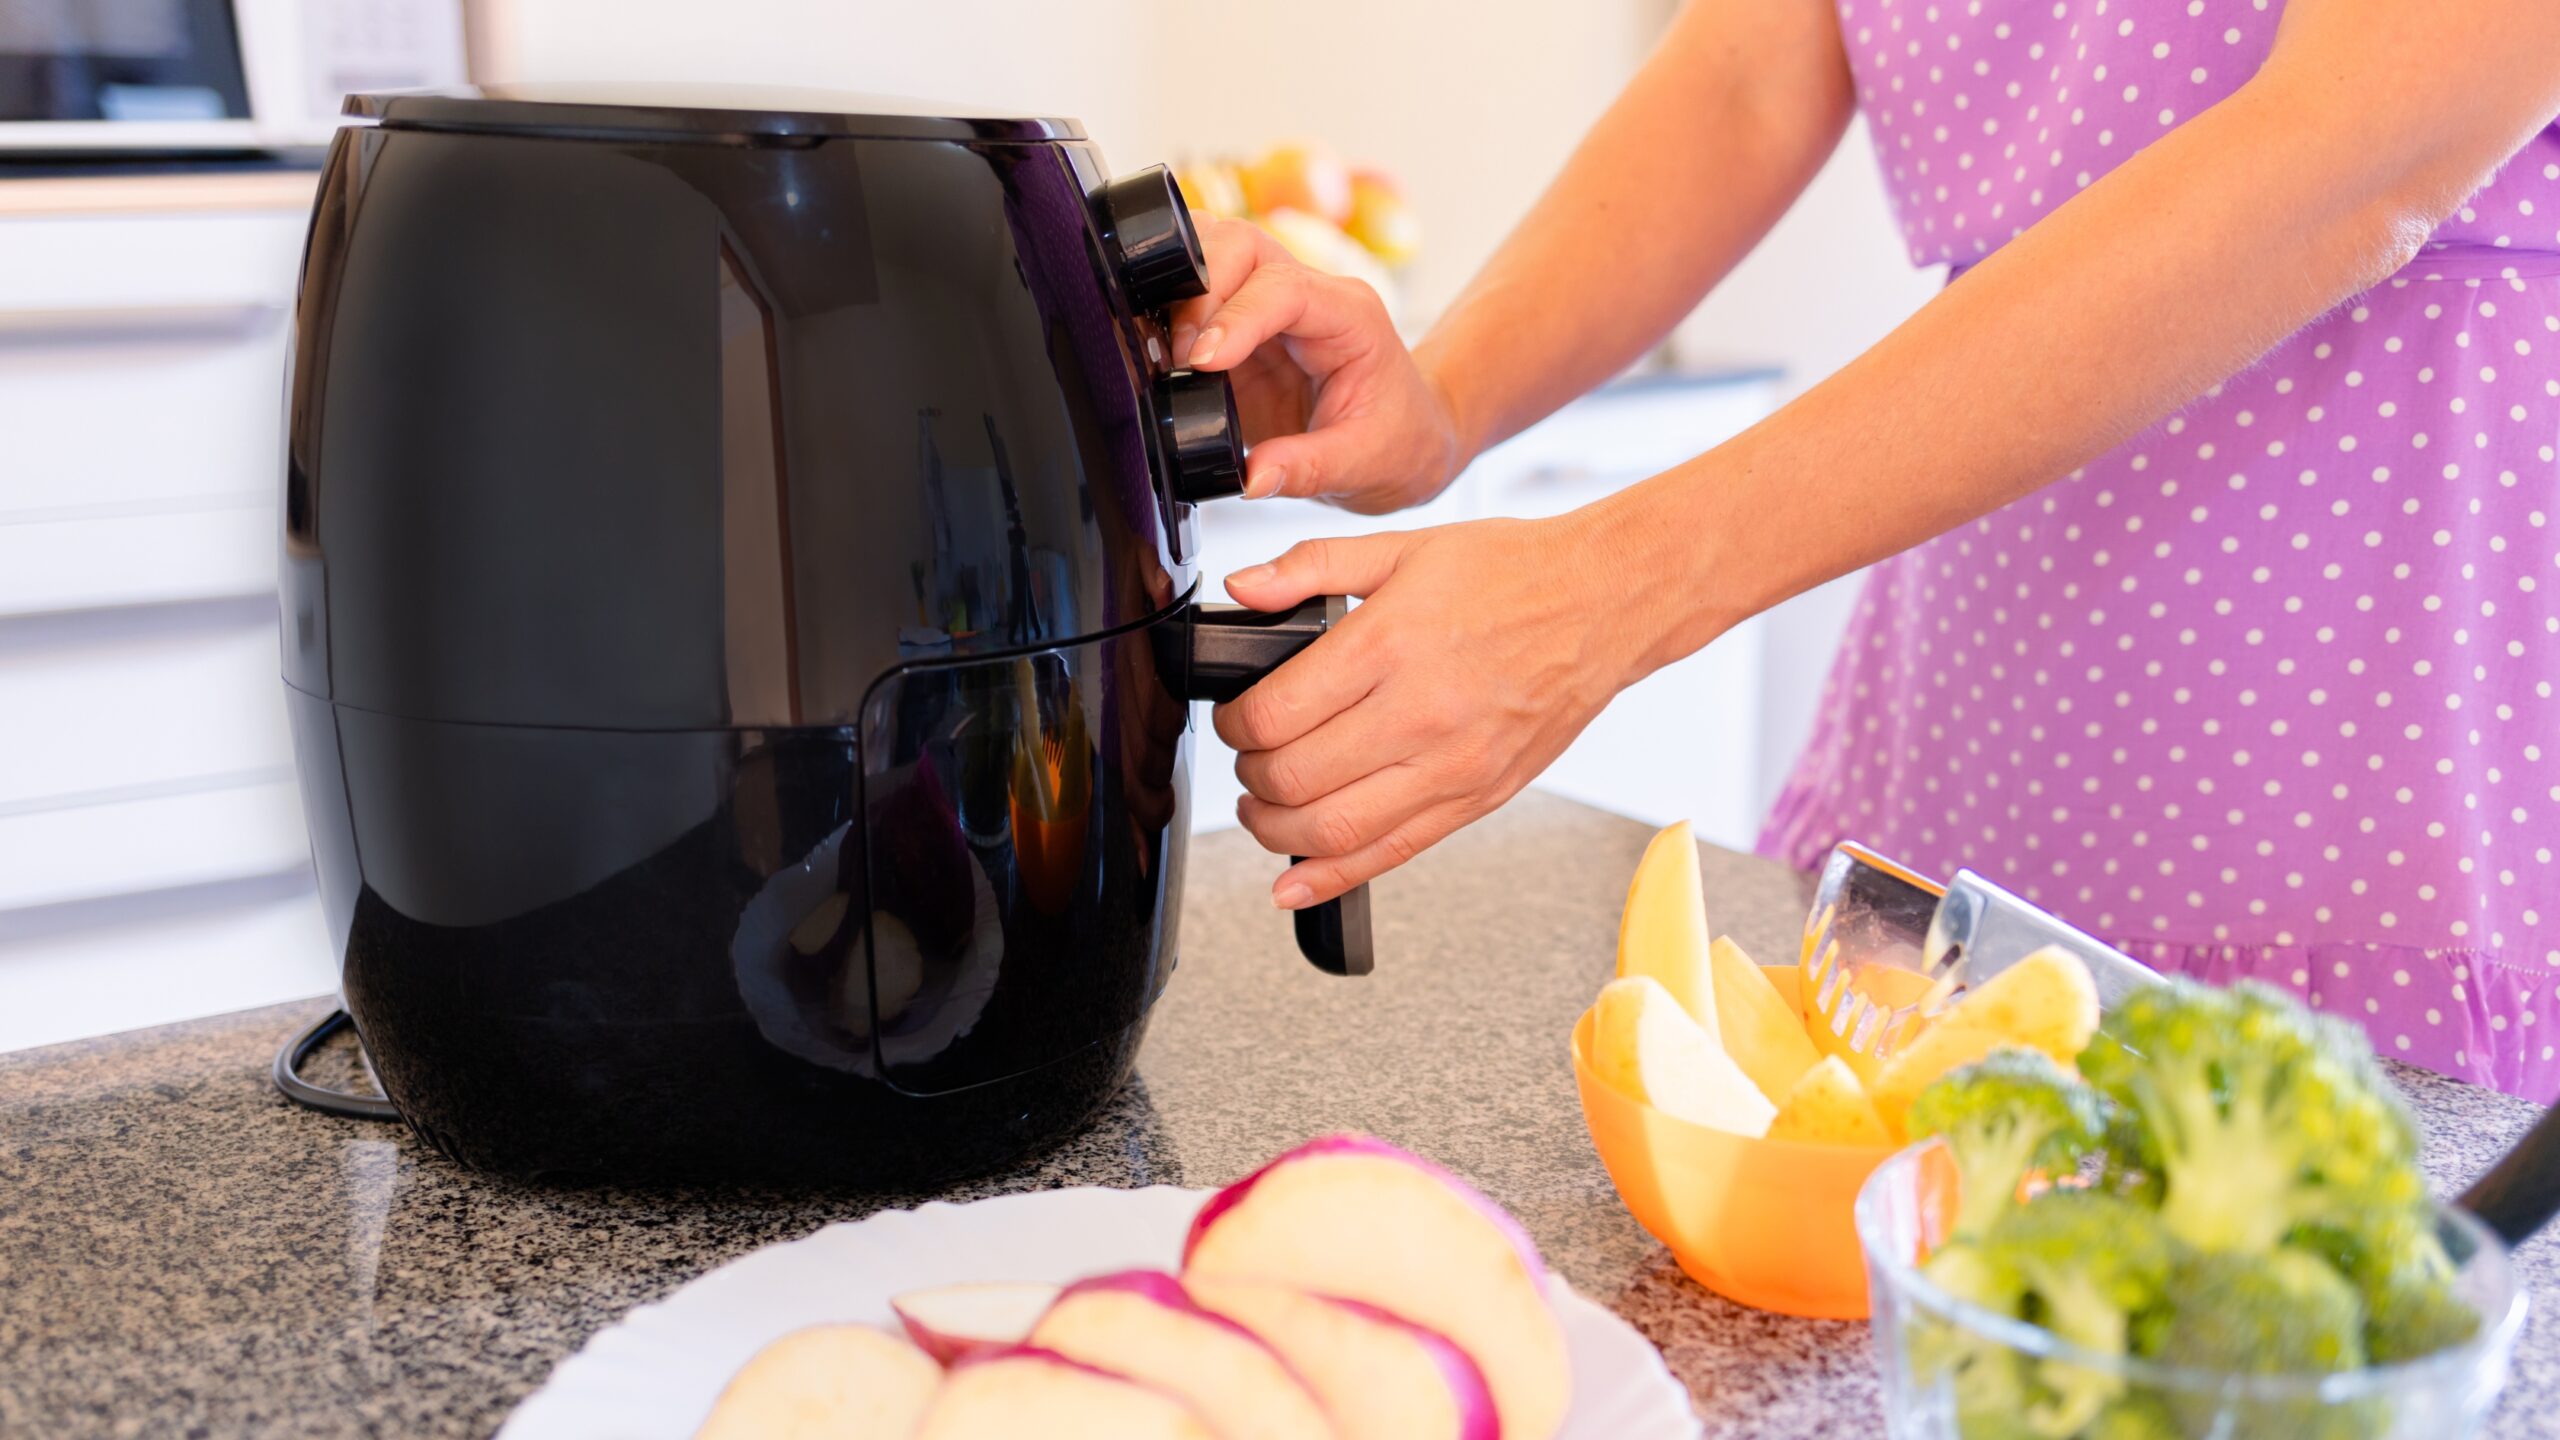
1985;1190;2178;1435
1923;1237;2026;1313
2148;1246;2366;1374
1908;1242;2055;1440
2366;1272;2484;1366
2084;979;2425;1254
2295;1209;2483;1363
2089;1099;2166;1208
1907;1047;2109;1238
2079;1390;2184;1440
1943;1347;2055;1440
2147;1247;2380;1440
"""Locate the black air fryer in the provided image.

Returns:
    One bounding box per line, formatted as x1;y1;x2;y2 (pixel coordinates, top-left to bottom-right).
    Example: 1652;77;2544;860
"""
275;84;1368;1185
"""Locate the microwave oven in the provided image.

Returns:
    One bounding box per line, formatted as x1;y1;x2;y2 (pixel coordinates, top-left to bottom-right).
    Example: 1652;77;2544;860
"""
0;0;467;156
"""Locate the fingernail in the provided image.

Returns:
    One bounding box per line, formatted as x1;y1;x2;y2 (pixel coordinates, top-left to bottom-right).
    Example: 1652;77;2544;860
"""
1228;562;1273;589
1273;880;1314;910
1243;464;1283;499
1187;327;1222;366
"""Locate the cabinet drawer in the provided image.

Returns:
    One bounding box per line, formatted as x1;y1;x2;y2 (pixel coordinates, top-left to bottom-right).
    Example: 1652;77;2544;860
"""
0;499;273;618
0;882;332;1054
0;601;290;808
0;775;309;913
0;211;307;317
0;311;289;515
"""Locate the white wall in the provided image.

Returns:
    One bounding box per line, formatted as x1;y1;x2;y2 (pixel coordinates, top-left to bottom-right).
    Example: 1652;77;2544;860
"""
475;0;1168;164
1144;0;1667;323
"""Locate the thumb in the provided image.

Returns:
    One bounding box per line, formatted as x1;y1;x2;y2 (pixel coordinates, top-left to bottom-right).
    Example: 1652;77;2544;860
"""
1224;531;1420;610
1239;427;1395;509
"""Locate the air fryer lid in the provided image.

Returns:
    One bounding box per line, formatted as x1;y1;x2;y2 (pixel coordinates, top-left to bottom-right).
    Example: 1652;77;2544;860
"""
345;83;1083;143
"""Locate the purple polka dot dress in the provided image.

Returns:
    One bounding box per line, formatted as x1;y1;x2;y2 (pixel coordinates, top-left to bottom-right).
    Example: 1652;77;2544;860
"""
1760;0;2560;1097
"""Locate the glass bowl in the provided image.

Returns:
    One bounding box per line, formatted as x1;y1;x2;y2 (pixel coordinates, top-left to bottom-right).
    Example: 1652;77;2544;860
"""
1854;1143;2528;1439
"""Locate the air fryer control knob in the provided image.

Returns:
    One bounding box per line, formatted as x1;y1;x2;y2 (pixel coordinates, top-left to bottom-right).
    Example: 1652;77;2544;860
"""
1158;370;1246;503
1097;165;1209;311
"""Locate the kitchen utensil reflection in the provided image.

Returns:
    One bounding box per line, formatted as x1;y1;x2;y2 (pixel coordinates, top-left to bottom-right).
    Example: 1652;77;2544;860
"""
1800;843;2163;1075
1009;654;1093;917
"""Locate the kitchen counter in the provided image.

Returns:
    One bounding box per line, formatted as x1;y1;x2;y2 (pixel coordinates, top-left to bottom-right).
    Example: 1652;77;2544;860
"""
2;791;2551;1437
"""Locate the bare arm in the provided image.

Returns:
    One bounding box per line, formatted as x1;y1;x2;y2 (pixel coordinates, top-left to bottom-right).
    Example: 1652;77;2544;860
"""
1597;0;2560;676
1414;0;1860;461
1171;0;1855;511
1219;0;2560;907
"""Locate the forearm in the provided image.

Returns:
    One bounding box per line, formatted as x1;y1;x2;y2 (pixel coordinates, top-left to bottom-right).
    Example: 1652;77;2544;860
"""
1596;60;2548;678
1414;0;1855;466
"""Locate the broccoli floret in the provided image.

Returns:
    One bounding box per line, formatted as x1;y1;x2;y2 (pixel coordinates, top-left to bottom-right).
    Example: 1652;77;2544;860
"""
1944;1348;2055;1440
1924;1238;2027;1313
2295;1210;2483;1363
1910;1243;2052;1440
2148;1246;2366;1374
1908;1047;2109;1238
2147;1248;2379;1440
2088;1099;2166;1208
2087;979;2425;1254
2080;1391;2184;1440
2366;1272;2483;1365
1985;1190;2178;1435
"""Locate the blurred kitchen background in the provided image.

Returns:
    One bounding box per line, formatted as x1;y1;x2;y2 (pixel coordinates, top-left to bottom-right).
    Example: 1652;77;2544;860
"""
0;0;1942;1050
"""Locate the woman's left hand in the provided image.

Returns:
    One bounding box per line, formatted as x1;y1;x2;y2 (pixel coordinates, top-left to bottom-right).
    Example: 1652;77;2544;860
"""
1214;512;1664;908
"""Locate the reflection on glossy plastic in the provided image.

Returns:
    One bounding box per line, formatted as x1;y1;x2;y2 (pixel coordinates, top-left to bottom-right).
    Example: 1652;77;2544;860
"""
863;627;1189;1095
282;121;1188;731
277;91;1235;1183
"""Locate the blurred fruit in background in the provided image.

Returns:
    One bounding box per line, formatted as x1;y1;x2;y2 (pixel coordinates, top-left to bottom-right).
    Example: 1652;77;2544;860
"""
1344;167;1421;267
1237;140;1353;223
1174;139;1420;321
1173;160;1248;223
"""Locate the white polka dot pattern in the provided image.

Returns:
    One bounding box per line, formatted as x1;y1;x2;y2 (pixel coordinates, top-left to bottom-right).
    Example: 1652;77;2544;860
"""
1762;0;2560;1099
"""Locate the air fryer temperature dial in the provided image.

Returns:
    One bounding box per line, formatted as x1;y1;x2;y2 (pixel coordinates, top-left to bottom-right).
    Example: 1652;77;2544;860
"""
1096;165;1209;312
1157;369;1246;503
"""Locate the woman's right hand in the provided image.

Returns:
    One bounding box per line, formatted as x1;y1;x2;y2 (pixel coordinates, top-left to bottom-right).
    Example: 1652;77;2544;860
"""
1167;217;1466;516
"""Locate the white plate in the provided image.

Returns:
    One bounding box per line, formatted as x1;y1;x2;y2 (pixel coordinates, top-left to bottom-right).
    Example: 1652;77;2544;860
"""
501;1185;1699;1440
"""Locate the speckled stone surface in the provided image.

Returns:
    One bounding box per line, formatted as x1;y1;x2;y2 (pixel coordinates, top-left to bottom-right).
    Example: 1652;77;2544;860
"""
0;791;2551;1437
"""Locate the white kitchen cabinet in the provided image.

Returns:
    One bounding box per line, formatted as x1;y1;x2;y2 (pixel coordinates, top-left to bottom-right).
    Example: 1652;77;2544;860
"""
0;181;333;1054
1188;367;1786;855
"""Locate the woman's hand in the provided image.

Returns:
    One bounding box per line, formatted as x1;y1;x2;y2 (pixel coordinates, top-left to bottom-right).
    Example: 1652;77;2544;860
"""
1213;511;1674;907
1167;218;1465;515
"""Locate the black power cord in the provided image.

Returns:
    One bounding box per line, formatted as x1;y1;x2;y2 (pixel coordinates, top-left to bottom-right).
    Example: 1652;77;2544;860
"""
272;1008;402;1122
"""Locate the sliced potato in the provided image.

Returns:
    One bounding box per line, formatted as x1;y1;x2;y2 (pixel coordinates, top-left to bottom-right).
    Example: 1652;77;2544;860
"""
1871;1022;2018;1138
1767;1055;1894;1147
1591;975;1776;1137
1707;936;1823;1105
1616;822;1717;1031
1946;946;2100;1064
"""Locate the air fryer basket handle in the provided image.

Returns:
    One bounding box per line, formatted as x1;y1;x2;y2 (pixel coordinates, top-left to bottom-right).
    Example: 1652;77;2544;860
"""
1180;597;1376;976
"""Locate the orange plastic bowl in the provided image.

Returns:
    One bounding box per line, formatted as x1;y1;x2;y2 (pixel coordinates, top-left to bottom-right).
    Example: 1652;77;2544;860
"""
1571;965;1899;1320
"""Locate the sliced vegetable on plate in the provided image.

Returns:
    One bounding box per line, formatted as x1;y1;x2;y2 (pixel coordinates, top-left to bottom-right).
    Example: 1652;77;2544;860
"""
1026;1270;1333;1440
891;1282;1057;1364
1183;1133;1575;1440
692;1324;940;1440
913;1347;1217;1440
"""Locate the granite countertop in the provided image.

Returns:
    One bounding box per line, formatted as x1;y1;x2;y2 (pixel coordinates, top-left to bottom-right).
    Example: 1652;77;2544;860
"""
1;791;2551;1437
